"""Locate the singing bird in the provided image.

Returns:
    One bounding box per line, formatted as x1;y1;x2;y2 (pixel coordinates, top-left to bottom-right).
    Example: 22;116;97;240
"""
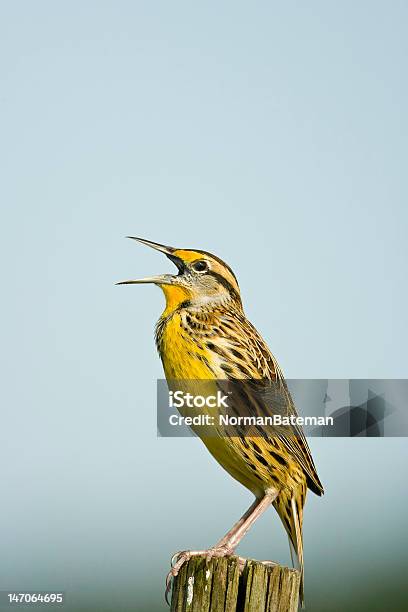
118;237;323;605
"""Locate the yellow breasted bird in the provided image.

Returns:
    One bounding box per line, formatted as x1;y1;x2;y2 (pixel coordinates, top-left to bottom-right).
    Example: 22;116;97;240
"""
118;237;324;605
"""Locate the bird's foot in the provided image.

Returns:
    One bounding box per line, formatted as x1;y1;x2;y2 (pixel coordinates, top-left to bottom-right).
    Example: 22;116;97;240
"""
172;543;235;571
165;544;234;604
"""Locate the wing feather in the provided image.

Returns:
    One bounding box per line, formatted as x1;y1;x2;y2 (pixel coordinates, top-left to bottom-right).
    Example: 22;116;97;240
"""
192;308;324;496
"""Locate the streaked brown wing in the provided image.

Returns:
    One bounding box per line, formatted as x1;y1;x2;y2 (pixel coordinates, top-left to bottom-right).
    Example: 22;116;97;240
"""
215;312;324;495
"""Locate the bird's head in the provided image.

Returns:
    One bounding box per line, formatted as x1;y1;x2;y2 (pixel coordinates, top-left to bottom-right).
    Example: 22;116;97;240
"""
117;237;242;314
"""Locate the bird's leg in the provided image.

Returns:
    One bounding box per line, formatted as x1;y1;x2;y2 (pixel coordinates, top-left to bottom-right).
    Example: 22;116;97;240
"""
213;490;278;552
166;489;279;603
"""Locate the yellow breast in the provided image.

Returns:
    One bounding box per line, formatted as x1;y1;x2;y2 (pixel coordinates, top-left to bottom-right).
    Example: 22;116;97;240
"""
157;311;268;496
159;312;213;380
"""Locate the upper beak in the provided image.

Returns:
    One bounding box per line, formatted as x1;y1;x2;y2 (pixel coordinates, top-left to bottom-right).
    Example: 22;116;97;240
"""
126;236;175;256
116;236;184;286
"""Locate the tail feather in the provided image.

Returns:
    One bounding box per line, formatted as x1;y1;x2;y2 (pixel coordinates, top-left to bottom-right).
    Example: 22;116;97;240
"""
290;496;304;607
274;487;306;608
288;535;296;569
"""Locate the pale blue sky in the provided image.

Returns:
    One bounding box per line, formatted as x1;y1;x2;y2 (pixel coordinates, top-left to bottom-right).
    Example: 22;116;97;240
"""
1;2;407;610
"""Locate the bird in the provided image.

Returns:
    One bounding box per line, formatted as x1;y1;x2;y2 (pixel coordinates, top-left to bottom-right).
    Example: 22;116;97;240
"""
118;236;324;606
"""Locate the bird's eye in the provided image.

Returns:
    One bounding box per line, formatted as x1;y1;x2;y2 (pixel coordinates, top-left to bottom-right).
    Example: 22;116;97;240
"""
192;260;208;273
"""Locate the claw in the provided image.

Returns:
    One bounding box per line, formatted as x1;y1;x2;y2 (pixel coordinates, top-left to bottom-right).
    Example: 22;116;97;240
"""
171;551;183;567
165;572;173;606
165;552;191;606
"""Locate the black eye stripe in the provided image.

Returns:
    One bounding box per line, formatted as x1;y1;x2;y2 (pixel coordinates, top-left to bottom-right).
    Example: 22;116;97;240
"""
208;271;241;302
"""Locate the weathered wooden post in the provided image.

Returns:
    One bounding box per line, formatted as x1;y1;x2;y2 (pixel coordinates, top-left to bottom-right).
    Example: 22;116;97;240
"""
170;555;300;612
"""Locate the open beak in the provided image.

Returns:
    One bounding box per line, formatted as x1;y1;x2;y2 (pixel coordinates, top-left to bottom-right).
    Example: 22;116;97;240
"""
116;236;184;286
